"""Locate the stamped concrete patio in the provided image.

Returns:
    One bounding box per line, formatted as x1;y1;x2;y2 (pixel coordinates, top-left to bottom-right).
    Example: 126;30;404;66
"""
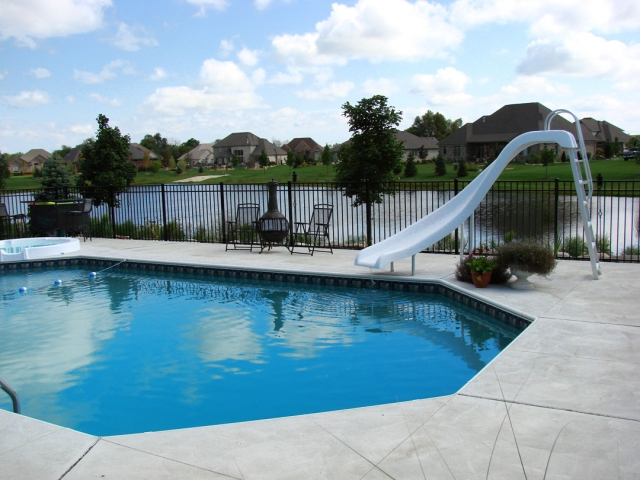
1;238;639;479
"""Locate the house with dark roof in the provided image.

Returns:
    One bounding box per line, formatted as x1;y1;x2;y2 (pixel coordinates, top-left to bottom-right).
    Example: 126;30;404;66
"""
439;102;618;162
330;131;439;162
63;146;82;173
213;132;286;167
8;149;51;174
283;138;323;161
129;143;160;170
580;118;630;151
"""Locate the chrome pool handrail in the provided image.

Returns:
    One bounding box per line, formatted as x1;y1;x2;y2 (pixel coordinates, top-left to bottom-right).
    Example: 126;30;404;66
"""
0;377;20;414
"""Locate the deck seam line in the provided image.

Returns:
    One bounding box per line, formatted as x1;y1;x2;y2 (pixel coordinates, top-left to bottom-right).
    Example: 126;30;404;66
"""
457;393;640;423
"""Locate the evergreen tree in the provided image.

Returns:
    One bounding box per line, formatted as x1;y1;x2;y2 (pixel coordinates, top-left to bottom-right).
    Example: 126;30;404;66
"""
286;149;295;167
457;159;468;177
79;114;136;207
0;154;9;189
231;153;239;168
434;154;447;176
540;147;556;178
334;95;404;206
39;156;75;192
258;149;269;170
404;152;418;177
321;144;332;172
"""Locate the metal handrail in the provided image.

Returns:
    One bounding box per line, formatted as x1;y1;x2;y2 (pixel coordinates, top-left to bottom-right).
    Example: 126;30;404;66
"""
0;377;20;414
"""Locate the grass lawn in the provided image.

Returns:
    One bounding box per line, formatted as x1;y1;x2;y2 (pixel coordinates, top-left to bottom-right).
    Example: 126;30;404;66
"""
4;159;640;190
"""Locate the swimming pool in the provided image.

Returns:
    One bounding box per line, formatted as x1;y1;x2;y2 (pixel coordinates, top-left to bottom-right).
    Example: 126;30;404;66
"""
0;262;523;436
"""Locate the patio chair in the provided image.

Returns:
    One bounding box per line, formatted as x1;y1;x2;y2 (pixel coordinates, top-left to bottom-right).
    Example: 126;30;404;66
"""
0;203;27;239
290;204;333;256
225;203;260;252
66;198;93;241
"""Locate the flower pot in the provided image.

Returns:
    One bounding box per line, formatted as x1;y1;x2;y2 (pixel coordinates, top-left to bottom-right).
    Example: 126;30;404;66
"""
470;270;492;288
510;268;534;290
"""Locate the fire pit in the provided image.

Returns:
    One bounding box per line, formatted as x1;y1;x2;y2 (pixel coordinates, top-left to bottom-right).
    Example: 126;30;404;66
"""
257;180;289;252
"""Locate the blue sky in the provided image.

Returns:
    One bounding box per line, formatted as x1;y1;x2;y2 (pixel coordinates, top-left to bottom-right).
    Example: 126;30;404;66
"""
1;0;639;154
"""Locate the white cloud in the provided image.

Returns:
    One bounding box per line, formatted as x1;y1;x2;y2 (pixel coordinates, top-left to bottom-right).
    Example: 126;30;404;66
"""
67;96;75;103
3;90;50;108
219;39;234;57
500;75;571;97
254;0;273;10
70;124;93;134
73;60;131;84
362;78;399;96
0;71;9;80
184;0;228;15
0;0;112;48
144;58;263;115
89;93;123;106
30;67;51;78
237;47;259;67
410;67;472;105
450;0;640;35
269;67;304;85
272;0;463;66
295;81;354;101
149;67;168;81
111;23;158;52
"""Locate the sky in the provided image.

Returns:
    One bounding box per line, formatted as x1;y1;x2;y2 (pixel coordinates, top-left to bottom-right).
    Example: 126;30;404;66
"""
1;0;639;154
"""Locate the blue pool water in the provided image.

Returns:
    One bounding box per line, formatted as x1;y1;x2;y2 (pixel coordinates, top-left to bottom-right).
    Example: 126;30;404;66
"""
0;267;520;436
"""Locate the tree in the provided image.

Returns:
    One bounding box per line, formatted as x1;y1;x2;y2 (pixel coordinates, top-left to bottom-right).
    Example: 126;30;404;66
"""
286;149;295;168
231;153;240;168
321;144;332;172
540;146;556;178
149;160;161;175
39;156;75;194
404;152;417;177
406;111;462;140
0;154;10;190
457;159;468;177
142;150;151;172
418;145;427;161
334;95;404;206
258;149;269;170
52;145;72;159
79;114;137;207
603;141;613;159
168;155;176;170
177;159;187;174
434;154;447;176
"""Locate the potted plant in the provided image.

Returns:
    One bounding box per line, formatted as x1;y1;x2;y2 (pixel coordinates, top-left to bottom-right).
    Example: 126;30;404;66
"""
466;256;497;288
497;241;557;290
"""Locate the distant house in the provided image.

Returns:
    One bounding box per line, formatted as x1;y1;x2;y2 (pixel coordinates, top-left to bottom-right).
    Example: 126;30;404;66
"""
283;138;323;161
580;118;630;152
439;102;611;162
396;131;439;160
8;149;51;174
213;132;286;168
63;146;82;173
178;143;215;167
331;131;439;162
129;143;160;170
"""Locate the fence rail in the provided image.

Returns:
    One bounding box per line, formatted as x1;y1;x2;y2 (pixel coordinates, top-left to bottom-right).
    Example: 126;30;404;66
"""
2;180;639;262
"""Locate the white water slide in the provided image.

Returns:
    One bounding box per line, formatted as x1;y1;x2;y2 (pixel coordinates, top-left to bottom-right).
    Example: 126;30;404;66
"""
355;115;601;280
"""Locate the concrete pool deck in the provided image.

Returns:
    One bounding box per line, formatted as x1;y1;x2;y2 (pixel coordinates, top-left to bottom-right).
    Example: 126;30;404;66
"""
1;238;639;479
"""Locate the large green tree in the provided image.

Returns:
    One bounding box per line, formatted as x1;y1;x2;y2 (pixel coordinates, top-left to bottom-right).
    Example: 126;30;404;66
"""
79;114;137;207
406;110;462;140
39;156;75;192
321;144;332;172
335;95;404;205
0;154;10;189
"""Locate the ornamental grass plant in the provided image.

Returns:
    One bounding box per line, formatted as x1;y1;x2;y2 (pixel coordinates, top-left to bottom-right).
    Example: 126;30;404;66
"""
497;241;556;277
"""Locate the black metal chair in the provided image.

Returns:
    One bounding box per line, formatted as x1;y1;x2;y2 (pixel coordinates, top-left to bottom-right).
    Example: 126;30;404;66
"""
66;198;93;241
0;203;27;239
290;204;333;255
225;203;260;252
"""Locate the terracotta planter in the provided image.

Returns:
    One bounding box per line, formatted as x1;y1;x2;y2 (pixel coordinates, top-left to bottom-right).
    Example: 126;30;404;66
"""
470;270;492;288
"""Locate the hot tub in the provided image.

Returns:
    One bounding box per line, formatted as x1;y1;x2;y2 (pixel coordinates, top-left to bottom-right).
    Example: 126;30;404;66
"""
0;237;80;262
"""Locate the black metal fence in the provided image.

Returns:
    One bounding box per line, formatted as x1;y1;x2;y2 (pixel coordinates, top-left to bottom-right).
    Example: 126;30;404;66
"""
2;180;639;261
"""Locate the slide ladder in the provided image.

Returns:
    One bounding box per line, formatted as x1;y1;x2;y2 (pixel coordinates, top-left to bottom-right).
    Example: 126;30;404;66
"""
545;110;600;279
355;109;601;280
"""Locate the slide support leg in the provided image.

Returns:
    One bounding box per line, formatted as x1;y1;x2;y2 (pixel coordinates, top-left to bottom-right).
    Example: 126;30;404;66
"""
390;262;394;273
411;255;416;276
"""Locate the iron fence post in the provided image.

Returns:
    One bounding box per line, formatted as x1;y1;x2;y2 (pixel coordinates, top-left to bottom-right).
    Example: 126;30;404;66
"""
109;186;117;239
365;181;372;247
454;178;459;255
287;181;294;248
220;182;226;244
161;183;168;241
554;178;559;256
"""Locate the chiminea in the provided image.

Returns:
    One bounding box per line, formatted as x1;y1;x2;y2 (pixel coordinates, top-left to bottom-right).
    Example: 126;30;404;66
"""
257;180;289;251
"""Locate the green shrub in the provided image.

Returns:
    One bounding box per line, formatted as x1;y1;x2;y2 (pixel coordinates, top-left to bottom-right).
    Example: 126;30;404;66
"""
455;254;511;284
457;160;468;177
497;241;556;277
434;154;446;176
116;220;139;239
90;214;112;238
596;234;611;255
193;224;219;243
624;245;640;255
504;230;517;243
561;236;588;257
163;220;186;241
138;221;162;240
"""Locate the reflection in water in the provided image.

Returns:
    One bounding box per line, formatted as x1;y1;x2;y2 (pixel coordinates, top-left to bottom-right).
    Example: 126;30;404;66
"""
0;268;521;436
